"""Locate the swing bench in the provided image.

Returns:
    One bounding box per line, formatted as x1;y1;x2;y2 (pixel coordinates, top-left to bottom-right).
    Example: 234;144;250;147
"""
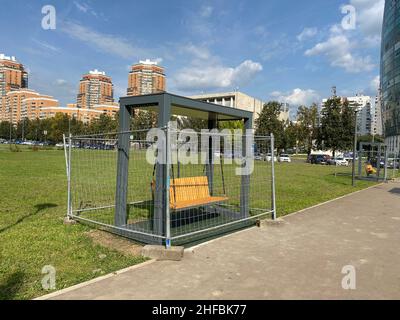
169;176;228;210
151;158;229;211
151;176;228;211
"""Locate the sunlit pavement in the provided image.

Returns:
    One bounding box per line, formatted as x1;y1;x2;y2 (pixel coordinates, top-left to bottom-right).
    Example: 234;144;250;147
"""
46;181;400;300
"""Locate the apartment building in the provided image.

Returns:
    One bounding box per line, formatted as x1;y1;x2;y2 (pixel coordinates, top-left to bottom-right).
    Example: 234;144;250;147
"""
373;93;383;136
40;103;119;123
0;54;28;97
0;89;58;124
77;69;114;109
347;94;373;136
127;59;166;96
321;94;373;136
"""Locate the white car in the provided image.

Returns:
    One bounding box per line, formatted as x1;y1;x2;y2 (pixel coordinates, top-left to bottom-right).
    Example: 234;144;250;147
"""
334;158;349;166
265;153;278;162
278;154;292;163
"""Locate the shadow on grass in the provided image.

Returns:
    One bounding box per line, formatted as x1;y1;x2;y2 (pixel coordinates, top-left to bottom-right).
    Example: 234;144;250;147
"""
0;271;25;300
0;203;58;234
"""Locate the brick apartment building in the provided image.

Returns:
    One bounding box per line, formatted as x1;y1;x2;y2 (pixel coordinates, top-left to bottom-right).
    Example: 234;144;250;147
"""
127;59;166;96
77;69;114;109
0;53;28;97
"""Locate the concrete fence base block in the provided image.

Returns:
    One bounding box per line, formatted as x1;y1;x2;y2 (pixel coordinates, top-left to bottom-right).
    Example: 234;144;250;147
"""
141;245;184;261
258;218;286;227
63;217;77;225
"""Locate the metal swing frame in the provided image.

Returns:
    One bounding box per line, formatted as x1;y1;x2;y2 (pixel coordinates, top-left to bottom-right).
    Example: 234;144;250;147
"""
115;92;254;245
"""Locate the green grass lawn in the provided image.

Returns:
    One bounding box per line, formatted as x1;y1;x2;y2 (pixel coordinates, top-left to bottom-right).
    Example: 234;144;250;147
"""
0;145;384;299
0;146;146;300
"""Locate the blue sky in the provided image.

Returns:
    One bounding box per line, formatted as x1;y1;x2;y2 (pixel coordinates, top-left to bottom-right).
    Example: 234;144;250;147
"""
0;0;384;114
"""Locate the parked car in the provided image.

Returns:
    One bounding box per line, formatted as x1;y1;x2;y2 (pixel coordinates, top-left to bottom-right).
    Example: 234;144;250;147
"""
387;158;400;169
265;153;277;162
278;154;291;163
370;158;386;168
254;153;264;161
309;154;330;165
327;157;349;166
336;158;349;166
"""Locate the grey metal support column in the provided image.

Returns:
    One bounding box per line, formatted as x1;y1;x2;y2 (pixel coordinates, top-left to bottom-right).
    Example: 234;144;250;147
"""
358;143;363;178
114;104;131;227
239;116;252;219
384;146;388;182
377;144;382;181
153;95;171;240
206;113;217;195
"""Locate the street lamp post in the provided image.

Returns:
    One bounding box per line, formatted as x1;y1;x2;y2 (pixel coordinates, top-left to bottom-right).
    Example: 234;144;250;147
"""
352;110;359;187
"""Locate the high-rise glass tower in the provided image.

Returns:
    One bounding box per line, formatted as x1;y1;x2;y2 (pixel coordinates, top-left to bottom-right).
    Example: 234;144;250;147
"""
381;0;400;153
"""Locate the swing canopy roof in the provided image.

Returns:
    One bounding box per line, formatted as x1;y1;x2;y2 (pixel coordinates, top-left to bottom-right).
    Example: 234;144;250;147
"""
119;92;254;122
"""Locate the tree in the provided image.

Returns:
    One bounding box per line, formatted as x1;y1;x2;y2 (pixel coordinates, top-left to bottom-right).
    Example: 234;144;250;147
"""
318;97;356;157
175;116;207;131
89;114;117;134
48;113;70;142
296;104;319;155
255;101;285;150
340;98;356;150
0;121;14;140
282;121;298;151
131;110;157;130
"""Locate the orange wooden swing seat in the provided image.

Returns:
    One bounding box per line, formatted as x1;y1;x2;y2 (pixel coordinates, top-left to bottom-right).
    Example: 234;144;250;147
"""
152;176;228;211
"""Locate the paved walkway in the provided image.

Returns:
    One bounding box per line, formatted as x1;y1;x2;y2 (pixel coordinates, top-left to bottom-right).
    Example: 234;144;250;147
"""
47;182;400;300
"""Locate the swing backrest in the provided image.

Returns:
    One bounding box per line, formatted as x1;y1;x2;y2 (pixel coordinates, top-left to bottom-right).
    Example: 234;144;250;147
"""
169;176;211;205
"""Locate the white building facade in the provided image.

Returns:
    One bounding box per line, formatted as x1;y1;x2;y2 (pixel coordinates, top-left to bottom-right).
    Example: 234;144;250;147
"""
189;91;290;124
321;94;374;136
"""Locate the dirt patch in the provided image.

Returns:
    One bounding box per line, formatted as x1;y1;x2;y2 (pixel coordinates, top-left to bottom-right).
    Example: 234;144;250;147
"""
86;229;143;256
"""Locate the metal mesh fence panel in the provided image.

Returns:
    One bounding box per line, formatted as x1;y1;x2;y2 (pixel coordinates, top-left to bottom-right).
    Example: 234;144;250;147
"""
357;143;389;181
67;129;275;245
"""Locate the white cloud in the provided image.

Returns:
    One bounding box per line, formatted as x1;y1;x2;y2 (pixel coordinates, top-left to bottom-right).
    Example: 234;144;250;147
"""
305;27;375;73
349;0;384;40
260;35;301;61
200;6;213;18
297;27;318;41
270;91;283;98
61;21;147;60
173;60;263;91
370;75;380;92
55;79;67;86
73;1;99;17
182;44;211;60
272;88;320;107
32;39;60;53
303;1;383;73
73;1;89;13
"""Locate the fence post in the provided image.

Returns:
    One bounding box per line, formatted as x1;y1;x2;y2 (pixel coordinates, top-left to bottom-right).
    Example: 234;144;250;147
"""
63;134;72;219
384;146;388;182
270;133;277;220
165;123;171;248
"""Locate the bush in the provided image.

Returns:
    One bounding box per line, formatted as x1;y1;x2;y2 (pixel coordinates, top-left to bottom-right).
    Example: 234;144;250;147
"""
9;144;22;152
